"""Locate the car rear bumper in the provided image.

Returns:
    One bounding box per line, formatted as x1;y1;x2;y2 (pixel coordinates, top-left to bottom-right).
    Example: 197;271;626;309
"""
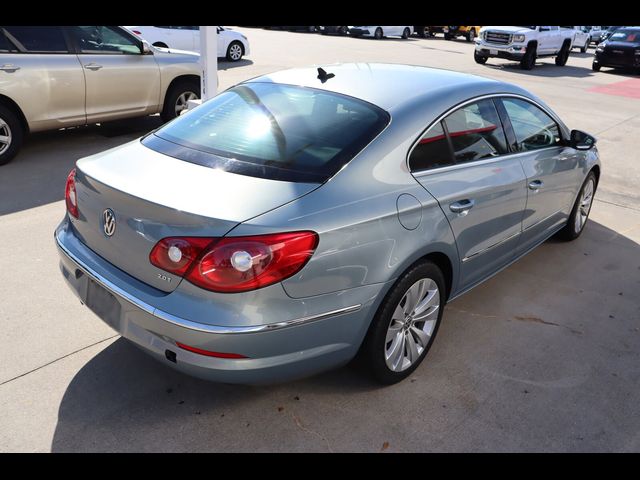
55;220;387;384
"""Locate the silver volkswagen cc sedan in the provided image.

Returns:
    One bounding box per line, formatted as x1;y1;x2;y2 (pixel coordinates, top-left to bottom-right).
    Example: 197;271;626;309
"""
55;63;600;385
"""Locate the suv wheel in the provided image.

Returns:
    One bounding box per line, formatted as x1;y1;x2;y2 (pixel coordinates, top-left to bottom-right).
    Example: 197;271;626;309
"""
520;45;536;70
402;27;411;39
374;27;383;40
555;41;571;66
360;260;446;384
0;104;24;166
474;50;488;64
161;79;201;123
467;28;476;42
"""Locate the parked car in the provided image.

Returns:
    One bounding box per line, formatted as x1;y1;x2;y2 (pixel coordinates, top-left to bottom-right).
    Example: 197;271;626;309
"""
444;26;483;42
280;26;320;33
475;26;574;70
413;26;433;38
560;26;590;52
56;63;600;385
126;26;250;61
586;26;607;44
318;26;349;36
592;27;640;72
600;26;623;42
0;25;200;166
349;26;413;39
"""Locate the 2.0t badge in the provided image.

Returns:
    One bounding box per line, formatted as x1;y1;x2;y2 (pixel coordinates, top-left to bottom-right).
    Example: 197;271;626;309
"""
102;209;116;237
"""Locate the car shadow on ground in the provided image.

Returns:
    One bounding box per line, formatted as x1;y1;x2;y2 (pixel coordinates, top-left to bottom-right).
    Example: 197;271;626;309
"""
0;115;164;217
49;216;640;452
218;58;254;70
482;62;596;78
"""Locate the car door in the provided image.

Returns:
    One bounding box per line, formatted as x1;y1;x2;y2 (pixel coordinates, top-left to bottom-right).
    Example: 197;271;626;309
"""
1;26;86;131
171;26;197;51
497;96;582;254
66;26;161;123
409;98;528;291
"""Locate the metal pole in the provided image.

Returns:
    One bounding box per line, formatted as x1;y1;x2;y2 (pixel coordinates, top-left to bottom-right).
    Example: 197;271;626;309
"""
199;26;218;101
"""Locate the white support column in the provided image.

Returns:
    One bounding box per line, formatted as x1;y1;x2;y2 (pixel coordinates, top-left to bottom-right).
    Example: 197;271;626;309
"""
188;26;218;110
199;25;218;101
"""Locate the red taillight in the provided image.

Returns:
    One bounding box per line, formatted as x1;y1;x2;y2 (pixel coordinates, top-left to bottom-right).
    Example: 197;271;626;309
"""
65;168;79;218
132;30;142;35
149;231;318;293
175;342;247;359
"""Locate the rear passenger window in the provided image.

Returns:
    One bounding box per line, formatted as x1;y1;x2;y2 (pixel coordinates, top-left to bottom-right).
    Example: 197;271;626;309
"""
0;30;17;52
444;99;508;163
409;122;453;171
502;98;561;152
2;26;68;53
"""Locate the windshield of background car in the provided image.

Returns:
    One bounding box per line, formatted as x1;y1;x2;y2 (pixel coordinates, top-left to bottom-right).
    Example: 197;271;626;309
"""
609;30;640;43
149;82;390;183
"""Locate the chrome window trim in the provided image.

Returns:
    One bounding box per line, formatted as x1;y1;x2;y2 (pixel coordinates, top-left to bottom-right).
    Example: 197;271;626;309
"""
407;93;567;177
56;231;361;335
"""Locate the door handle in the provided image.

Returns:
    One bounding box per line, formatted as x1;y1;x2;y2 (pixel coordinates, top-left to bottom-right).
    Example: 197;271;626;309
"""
0;64;20;72
528;180;544;191
449;199;475;215
84;63;103;71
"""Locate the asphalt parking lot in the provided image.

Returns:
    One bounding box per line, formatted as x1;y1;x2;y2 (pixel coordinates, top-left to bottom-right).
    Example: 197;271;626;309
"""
1;27;639;452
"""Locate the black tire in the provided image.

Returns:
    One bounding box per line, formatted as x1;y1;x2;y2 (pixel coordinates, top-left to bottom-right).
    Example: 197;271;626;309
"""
0;104;24;166
592;62;601;71
558;172;597;241
160;79;201;123
474;50;488;64
339;26;348;36
417;26;429;38
152;42;168;49
555;41;571;66
308;26;317;33
226;41;244;61
466;28;476;42
520;45;536;70
360;260;446;384
402;27;411;39
374;27;383;40
580;41;588;53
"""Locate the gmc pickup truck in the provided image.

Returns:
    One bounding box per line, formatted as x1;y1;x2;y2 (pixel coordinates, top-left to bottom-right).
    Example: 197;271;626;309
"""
474;26;574;70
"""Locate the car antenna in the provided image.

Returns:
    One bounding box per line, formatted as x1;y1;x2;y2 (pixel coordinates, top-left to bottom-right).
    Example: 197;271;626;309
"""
317;67;335;83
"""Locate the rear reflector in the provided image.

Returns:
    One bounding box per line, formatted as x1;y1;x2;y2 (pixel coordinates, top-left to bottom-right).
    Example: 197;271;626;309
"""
175;342;248;359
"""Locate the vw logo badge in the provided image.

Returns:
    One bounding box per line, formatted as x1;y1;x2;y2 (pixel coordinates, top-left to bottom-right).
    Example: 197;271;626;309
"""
102;209;116;237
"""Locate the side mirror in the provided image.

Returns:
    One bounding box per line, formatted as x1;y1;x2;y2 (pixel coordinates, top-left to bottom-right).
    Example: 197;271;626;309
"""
141;41;153;55
570;129;596;150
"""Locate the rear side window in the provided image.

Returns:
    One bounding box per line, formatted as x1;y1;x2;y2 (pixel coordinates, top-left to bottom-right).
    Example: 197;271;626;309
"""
68;26;141;54
501;98;561;152
148;82;390;183
2;26;68;53
443;99;508;163
0;30;17;52
409;122;453;171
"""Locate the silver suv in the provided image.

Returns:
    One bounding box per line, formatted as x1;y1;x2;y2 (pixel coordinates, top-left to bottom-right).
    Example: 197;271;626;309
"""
0;26;201;165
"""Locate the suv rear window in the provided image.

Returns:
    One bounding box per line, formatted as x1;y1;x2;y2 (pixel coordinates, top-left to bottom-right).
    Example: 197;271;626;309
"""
145;82;390;183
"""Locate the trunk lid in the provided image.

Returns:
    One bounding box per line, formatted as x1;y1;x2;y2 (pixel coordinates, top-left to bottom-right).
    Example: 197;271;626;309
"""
72;139;319;292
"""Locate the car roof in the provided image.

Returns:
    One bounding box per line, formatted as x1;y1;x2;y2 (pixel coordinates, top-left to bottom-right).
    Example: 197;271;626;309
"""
243;63;517;110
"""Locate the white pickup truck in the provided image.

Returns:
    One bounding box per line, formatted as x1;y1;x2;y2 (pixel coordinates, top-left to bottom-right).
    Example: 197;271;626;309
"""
474;26;575;70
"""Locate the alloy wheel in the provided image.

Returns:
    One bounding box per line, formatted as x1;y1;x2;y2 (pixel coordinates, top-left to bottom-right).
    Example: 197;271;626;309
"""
575;177;595;233
175;91;198;116
228;43;243;61
0;117;11;155
384;278;439;372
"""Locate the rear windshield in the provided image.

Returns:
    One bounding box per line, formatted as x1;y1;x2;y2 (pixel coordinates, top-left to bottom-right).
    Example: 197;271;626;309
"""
609;30;640;43
147;82;390;183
